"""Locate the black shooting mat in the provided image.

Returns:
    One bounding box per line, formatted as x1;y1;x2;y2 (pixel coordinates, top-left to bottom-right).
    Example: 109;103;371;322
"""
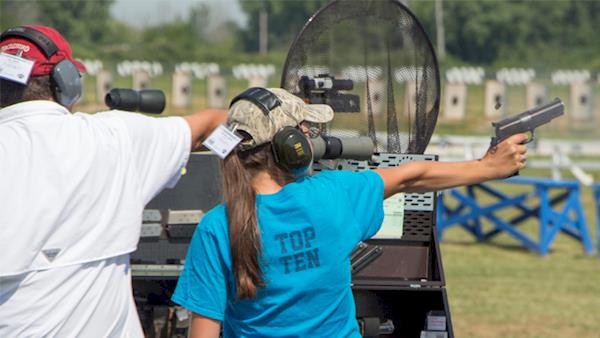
281;0;440;154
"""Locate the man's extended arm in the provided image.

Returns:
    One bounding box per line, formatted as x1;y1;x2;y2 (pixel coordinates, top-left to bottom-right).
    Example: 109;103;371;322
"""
375;133;528;198
184;109;228;151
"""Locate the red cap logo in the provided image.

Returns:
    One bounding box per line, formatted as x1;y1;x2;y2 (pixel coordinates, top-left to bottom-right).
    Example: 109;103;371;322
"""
0;25;86;77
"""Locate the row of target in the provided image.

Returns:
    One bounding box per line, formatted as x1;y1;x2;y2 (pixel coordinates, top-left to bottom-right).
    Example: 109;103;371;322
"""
443;81;595;121
86;68;597;122
81;59;599;88
446;67;594;86
81;59;277;80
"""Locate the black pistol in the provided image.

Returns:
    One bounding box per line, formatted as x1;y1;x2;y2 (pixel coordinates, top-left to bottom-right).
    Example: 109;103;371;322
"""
490;97;564;147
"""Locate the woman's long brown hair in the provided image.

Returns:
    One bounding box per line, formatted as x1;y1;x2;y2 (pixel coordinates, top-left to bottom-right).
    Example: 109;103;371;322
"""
221;143;294;299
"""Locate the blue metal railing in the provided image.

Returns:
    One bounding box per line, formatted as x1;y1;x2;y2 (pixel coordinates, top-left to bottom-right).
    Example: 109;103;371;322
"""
593;183;600;257
436;176;594;255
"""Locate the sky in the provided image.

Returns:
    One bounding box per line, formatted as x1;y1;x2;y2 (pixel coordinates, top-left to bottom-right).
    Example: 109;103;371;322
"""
110;0;247;28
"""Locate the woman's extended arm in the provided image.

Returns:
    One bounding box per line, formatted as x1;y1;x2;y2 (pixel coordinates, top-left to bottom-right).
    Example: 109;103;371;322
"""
188;313;221;338
375;133;528;198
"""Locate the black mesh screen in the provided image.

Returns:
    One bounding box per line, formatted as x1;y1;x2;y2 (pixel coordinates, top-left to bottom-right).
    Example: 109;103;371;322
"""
281;0;440;154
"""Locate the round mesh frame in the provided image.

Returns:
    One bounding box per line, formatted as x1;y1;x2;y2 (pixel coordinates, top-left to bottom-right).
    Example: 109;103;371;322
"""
281;0;440;154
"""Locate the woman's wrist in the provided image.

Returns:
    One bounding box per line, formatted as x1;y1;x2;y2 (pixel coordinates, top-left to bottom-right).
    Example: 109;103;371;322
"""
475;158;499;182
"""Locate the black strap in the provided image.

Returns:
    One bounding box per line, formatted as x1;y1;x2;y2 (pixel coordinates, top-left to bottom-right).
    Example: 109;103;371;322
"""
229;87;281;115
0;26;59;57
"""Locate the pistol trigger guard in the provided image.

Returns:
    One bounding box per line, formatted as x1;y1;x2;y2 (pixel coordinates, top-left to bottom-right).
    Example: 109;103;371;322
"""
523;130;535;145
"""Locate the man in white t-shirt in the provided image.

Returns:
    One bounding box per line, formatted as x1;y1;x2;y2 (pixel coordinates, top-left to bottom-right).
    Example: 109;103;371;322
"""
0;25;227;337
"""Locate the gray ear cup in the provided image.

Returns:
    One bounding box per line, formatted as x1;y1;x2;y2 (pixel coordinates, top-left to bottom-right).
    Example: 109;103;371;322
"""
51;59;81;106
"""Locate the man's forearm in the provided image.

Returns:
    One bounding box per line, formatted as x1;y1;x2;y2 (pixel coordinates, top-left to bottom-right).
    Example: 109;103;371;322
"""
184;109;228;151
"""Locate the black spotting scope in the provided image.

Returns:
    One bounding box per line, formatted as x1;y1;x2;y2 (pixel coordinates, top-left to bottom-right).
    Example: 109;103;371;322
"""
311;135;374;161
105;88;166;114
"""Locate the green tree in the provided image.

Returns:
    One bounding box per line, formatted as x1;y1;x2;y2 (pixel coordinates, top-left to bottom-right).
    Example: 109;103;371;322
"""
0;0;39;31
137;20;200;63
238;0;329;53
36;0;114;46
411;0;600;67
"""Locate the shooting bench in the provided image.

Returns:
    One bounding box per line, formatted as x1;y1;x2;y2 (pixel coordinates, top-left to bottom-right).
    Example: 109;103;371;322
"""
437;176;594;255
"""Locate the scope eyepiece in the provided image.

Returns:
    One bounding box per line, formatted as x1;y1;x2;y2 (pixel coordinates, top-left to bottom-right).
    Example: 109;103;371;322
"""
105;88;166;114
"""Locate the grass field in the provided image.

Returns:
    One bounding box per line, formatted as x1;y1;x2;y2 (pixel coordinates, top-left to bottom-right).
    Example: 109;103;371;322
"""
441;173;600;338
77;74;600;338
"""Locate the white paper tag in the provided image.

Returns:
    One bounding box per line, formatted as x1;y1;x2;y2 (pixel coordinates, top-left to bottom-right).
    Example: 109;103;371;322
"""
0;52;34;85
373;192;404;239
202;124;242;159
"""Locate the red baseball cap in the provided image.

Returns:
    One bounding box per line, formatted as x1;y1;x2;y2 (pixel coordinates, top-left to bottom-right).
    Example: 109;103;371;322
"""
0;25;86;76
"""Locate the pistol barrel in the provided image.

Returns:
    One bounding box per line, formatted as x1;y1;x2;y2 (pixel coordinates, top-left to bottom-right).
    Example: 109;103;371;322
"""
492;97;563;143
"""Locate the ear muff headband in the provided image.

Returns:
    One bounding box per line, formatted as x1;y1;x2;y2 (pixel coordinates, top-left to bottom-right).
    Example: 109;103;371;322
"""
230;87;281;115
1;26;58;57
0;26;82;106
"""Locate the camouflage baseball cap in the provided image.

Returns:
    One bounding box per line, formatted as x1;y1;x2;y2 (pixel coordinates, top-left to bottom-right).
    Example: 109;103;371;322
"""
228;87;334;150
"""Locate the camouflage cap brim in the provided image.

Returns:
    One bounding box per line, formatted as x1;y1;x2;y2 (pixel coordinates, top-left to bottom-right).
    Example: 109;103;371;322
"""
302;104;334;124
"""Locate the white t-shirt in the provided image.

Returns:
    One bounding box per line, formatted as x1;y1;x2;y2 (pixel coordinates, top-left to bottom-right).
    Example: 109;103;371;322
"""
0;101;191;337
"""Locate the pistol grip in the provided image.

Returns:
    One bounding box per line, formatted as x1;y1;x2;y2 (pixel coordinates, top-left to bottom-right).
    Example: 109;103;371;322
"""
490;137;500;148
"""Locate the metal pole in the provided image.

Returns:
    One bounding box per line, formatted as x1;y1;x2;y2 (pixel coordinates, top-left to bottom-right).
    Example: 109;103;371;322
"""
435;0;446;61
259;9;268;55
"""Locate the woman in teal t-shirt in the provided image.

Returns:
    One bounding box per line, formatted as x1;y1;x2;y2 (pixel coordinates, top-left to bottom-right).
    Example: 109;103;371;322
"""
172;87;528;338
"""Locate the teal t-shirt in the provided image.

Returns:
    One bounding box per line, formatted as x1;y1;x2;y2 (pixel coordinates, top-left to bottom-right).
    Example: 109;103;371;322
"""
172;170;384;338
